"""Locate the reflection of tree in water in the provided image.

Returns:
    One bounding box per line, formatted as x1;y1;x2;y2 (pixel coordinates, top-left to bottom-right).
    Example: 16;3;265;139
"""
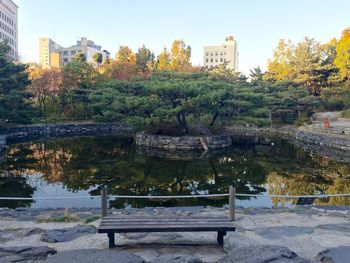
0;172;35;208
266;150;350;206
2;136;350;208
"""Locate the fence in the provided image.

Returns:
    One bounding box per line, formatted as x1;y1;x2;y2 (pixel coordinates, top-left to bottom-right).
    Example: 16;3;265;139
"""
1;187;350;221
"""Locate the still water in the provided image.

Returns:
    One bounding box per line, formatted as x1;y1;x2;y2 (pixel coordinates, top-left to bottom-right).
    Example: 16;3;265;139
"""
1;136;349;208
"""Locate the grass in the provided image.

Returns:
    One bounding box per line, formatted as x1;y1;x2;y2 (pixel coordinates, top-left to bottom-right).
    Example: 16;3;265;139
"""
36;208;80;223
84;215;101;224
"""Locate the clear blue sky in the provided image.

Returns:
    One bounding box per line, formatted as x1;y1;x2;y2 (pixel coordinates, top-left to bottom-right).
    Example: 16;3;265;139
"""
17;0;349;75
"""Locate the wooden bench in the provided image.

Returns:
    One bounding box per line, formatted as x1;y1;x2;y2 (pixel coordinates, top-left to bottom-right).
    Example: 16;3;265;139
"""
98;216;236;248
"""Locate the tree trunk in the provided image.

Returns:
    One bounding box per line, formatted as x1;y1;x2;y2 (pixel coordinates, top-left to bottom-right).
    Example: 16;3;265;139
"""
210;112;219;127
176;112;189;134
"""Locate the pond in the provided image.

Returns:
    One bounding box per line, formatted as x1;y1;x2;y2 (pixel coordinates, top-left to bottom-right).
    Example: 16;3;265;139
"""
0;135;350;209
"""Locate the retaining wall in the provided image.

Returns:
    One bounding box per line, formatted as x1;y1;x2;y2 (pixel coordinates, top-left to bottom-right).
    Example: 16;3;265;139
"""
295;130;350;152
0;122;133;144
0;135;5;159
135;132;232;150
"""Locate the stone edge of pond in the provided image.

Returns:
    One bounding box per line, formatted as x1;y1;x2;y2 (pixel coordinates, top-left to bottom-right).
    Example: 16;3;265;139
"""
135;131;232;150
1;205;350;222
1;123;350;164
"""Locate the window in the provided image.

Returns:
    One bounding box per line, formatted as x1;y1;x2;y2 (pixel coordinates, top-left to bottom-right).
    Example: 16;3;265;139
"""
220;58;223;62
220;53;223;56
210;59;213;62
71;50;76;55
63;51;68;55
206;59;208;62
206;52;208;56
210;53;213;56
63;58;68;63
215;59;218;62
215;53;218;56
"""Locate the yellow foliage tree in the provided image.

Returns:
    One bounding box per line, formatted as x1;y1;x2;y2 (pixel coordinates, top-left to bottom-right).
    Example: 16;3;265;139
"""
115;46;136;64
156;47;171;70
334;27;350;80
264;39;294;81
170;40;191;71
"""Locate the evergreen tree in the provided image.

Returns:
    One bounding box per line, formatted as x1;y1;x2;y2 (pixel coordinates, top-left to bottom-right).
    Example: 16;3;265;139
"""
0;42;33;125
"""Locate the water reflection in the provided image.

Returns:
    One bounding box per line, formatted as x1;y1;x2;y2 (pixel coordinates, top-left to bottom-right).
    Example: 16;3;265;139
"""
0;136;349;208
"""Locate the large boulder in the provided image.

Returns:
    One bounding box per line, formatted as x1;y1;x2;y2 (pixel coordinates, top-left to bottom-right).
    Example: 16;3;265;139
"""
0;246;56;262
316;246;350;263
219;245;307;263
46;249;146;263
40;225;96;243
150;254;204;263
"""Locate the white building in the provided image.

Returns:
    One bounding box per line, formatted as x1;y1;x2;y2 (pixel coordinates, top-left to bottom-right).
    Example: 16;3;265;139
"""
65;37;110;66
39;37;110;68
203;36;238;71
0;0;18;60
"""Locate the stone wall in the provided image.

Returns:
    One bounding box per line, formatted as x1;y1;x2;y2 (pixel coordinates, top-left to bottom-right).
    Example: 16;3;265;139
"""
135;132;232;150
0;123;133;144
225;125;350;162
295;130;350;151
224;125;296;140
0;135;5;160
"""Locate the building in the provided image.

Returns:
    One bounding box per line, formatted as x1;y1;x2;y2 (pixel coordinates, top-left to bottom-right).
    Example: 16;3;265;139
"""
39;37;110;68
0;0;18;60
203;36;238;71
39;38;62;68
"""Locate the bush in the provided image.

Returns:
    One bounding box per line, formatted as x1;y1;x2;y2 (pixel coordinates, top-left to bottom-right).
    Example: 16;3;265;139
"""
294;113;312;126
342;108;350;118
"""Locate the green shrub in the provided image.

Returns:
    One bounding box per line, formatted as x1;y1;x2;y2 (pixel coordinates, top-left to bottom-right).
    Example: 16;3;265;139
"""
342;108;350;118
294;113;312;126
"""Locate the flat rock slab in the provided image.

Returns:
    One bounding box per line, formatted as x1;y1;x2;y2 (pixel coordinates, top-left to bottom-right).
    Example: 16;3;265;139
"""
316;246;350;263
0;228;44;243
218;245;307;263
40;225;96;243
254;226;314;239
225;232;259;250
317;223;350;233
150;254;204;263
46;249;146;263
0;246;56;262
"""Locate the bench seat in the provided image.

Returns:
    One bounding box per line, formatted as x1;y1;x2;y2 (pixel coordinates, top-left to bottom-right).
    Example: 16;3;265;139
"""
98;216;236;248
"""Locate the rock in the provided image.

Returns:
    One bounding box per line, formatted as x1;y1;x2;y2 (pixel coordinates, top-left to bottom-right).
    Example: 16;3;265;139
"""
316;246;350;263
46;249;146;263
150;254;204;263
254;226;314;239
219;245;307;263
40;225;96;243
317;223;350;233
224;232;259;251
0;246;56;262
0;228;44;243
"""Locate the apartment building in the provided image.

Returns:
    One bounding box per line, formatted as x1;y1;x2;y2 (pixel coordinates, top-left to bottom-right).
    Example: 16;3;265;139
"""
0;0;18;60
203;36;238;71
39;38;63;68
39;37;110;68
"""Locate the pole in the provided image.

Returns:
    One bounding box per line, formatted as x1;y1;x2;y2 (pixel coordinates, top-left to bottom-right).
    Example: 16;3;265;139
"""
101;187;107;217
229;186;236;221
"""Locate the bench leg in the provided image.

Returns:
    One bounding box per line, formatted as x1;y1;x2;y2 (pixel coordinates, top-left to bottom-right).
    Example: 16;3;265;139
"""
108;233;115;248
217;231;226;246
